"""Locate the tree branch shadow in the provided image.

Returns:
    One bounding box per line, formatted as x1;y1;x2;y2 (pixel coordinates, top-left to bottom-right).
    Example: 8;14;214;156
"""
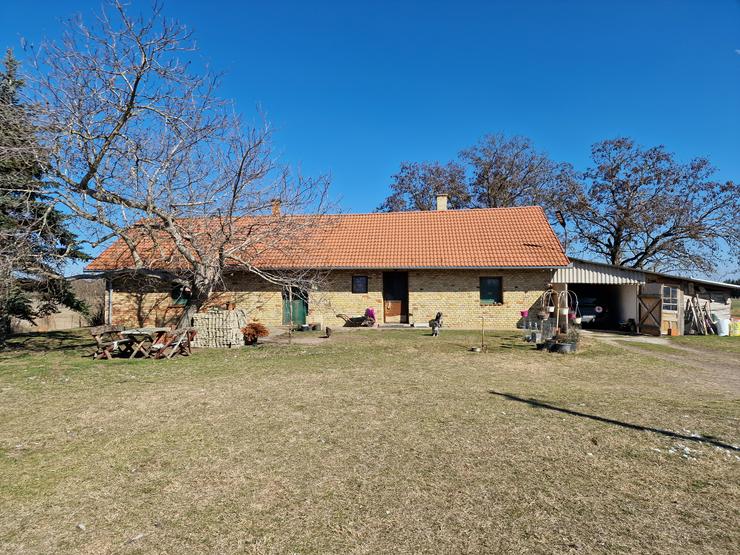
489;390;739;452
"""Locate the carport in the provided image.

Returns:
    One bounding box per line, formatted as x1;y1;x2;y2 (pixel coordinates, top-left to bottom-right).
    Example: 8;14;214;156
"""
553;259;645;331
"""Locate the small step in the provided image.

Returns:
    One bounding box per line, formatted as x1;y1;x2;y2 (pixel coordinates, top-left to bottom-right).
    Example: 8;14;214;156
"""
378;323;412;329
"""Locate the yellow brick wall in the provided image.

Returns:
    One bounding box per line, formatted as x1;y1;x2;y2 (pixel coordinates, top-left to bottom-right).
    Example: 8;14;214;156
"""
110;269;555;330
110;279;183;328
307;271;384;328
222;273;283;325
408;269;553;329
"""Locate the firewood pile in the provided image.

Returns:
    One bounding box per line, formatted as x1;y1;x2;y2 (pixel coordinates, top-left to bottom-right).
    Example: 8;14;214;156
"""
192;308;247;348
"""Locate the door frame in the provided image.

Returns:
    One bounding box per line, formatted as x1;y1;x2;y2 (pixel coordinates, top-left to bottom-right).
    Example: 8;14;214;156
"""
382;271;409;323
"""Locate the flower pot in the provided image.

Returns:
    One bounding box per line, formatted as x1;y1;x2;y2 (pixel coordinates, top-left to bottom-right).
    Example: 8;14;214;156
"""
520;310;529;318
547;306;555;313
559;307;569;316
568;311;576;320
574;317;582;325
550;342;576;354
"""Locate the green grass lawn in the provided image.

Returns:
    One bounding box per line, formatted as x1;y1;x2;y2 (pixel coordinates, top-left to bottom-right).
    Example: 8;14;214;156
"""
1;329;738;554
667;334;740;355
732;297;740;318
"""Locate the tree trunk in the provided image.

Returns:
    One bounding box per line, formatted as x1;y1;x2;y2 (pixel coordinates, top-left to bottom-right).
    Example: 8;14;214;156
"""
0;315;11;348
176;274;214;328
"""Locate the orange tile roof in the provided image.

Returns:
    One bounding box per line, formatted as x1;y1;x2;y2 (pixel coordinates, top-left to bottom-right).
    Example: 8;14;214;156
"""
86;206;569;271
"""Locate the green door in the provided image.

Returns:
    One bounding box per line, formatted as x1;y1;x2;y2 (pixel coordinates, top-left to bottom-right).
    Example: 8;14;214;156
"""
282;288;308;326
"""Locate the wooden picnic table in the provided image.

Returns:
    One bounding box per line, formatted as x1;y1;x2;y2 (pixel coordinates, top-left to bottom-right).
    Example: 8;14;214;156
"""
90;325;134;360
120;327;170;359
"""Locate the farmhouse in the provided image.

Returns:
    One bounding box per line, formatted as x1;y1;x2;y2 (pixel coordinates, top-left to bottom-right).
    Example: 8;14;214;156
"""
86;197;570;330
86;195;739;333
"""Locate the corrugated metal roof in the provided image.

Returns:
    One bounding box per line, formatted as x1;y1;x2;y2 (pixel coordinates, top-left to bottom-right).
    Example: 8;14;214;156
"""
553;259;645;284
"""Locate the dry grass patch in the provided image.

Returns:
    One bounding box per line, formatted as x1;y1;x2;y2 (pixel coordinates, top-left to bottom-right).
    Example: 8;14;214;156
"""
667;334;740;355
1;329;738;554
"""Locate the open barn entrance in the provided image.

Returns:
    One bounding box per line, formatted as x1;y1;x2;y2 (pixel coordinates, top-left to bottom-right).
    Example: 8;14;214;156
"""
568;284;639;331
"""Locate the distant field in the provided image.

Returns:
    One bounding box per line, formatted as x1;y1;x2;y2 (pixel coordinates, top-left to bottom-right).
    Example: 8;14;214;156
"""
1;329;738;554
733;297;740;318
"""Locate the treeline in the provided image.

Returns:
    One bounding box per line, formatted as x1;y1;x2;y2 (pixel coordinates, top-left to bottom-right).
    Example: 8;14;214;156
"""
377;134;739;275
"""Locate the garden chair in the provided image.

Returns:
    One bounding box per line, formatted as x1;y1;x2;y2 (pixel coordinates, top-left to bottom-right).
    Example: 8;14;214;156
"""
336;308;376;327
151;327;197;359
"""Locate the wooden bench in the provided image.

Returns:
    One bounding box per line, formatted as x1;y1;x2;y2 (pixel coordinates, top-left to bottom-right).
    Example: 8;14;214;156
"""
90;325;133;360
150;327;197;359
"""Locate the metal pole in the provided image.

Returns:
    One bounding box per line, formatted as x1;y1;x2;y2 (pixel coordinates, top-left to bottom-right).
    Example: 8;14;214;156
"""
107;276;113;325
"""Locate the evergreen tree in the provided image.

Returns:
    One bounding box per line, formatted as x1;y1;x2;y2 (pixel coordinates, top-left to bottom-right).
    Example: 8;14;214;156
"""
0;48;88;343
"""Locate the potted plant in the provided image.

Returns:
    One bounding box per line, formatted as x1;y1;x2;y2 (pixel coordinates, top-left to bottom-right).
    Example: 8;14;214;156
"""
547;305;555;313
241;322;270;345
550;327;579;354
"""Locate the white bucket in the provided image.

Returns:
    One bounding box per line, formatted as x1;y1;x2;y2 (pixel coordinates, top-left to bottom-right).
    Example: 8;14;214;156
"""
717;319;730;337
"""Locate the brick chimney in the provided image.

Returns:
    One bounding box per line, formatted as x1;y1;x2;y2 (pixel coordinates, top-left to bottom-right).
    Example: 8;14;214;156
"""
436;194;448;211
271;198;281;216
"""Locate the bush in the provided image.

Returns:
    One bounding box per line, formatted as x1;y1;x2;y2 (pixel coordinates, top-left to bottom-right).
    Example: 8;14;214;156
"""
241;322;269;344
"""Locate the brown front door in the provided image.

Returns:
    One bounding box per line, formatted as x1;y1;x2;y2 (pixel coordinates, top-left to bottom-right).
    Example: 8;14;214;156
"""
383;272;408;323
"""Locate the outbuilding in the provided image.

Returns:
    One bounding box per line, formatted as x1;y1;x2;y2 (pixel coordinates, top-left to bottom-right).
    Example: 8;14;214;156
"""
553;258;738;335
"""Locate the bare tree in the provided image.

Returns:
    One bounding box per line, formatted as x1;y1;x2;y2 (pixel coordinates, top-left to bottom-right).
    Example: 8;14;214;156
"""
26;1;331;325
562;138;739;272
377;161;469;211
460;133;573;210
377;134;573;214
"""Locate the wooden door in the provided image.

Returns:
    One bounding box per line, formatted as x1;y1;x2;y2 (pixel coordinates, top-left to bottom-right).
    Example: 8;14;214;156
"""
383;272;408;323
384;300;402;320
638;294;661;336
282;288;307;326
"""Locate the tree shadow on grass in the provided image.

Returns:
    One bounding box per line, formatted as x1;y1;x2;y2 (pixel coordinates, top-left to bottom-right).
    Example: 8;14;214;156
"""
3;330;95;354
489;390;739;452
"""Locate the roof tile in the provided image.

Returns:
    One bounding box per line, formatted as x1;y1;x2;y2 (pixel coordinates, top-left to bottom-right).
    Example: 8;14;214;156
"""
86;206;569;271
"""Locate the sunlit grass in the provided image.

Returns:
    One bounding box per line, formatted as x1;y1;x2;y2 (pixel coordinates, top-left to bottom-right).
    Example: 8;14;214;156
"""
1;328;738;553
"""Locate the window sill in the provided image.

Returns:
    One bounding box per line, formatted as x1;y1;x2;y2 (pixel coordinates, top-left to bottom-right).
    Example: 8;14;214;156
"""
480;302;503;307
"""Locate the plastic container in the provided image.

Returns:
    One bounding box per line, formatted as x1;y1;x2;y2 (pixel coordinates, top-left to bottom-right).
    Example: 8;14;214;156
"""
716;319;730;337
731;320;740;337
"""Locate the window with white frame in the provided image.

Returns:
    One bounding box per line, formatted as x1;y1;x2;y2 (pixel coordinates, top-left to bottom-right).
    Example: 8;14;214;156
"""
662;286;678;311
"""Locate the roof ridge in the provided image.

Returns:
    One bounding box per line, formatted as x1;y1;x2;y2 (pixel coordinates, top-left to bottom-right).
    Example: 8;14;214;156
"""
329;205;545;217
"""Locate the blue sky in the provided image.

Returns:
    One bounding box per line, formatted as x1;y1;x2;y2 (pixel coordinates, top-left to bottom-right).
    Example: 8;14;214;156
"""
2;1;739;274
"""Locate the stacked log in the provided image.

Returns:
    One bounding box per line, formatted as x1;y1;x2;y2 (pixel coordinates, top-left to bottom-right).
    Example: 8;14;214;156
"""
192;309;246;348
